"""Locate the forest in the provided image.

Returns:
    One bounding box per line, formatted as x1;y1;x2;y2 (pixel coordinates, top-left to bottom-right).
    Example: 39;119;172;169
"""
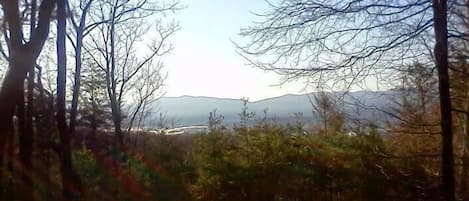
0;0;468;201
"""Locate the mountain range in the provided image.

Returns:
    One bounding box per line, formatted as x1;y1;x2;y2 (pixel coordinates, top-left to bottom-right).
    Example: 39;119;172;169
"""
149;91;397;127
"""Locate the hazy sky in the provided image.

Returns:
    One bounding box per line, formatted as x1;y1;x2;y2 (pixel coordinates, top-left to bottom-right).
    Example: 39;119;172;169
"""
164;0;308;101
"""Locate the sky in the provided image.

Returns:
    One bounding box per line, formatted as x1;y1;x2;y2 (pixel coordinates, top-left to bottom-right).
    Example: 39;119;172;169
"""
163;0;308;101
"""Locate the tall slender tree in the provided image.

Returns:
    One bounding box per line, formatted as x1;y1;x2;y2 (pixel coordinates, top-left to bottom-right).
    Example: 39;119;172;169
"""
56;0;82;199
432;1;454;200
67;0;95;136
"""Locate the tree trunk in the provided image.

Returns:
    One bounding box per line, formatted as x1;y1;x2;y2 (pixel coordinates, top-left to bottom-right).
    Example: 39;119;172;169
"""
69;29;84;135
21;1;37;199
18;74;33;201
127;101;144;135
109;2;124;150
113;111;124;149
432;1;456;201
69;42;82;135
0;56;30;144
69;0;93;136
57;0;82;199
460;149;469;201
0;56;31;199
21;3;37;191
460;104;469;200
5;115;14;173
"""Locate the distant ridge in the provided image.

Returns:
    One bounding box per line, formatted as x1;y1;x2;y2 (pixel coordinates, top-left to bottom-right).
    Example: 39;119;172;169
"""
164;95;240;101
162;94;305;102
163;90;388;103
150;91;394;127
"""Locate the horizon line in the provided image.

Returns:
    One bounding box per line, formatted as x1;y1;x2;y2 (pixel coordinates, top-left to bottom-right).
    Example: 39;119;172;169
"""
161;89;390;102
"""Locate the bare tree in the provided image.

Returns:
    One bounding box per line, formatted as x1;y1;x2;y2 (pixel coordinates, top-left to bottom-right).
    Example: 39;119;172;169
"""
0;1;42;200
66;0;95;135
0;0;55;197
85;0;178;148
237;1;457;199
126;59;166;134
56;0;83;199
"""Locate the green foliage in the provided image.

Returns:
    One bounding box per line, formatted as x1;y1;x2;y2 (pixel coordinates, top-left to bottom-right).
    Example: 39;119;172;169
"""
78;60;112;131
10;118;440;201
208;109;224;131
191;125;440;201
25;96;443;201
73;149;118;201
73;134;194;201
